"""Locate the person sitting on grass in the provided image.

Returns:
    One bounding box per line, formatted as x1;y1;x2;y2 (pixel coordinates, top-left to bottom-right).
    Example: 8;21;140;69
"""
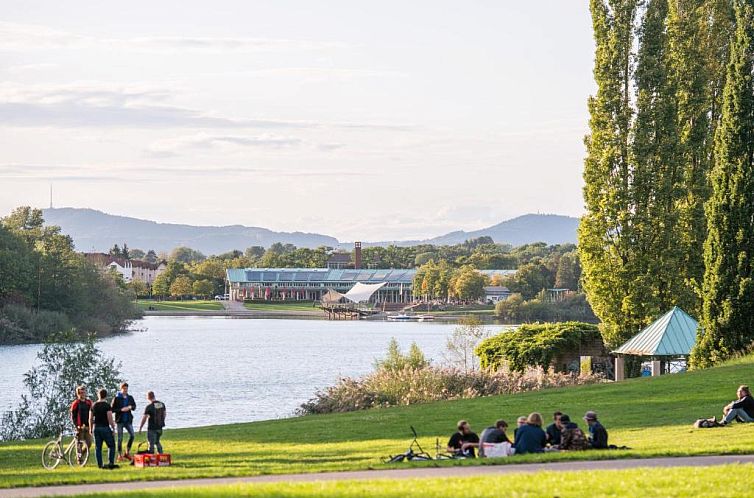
447;420;480;458
545;411;562;447
513;415;527;440
558;414;589;451
512;412;546;455
722;385;754;425
478;419;510;457
584;410;608;449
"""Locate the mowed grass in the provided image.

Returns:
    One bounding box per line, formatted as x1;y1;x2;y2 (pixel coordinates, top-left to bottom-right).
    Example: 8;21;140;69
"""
137;300;224;311
64;464;754;498
243;301;319;312
3;355;754;489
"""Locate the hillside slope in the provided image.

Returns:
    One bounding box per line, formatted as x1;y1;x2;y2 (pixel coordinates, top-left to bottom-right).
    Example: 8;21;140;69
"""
2;354;752;488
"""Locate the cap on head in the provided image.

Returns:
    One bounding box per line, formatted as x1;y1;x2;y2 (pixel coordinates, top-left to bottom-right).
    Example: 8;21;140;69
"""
583;410;598;421
559;414;571;424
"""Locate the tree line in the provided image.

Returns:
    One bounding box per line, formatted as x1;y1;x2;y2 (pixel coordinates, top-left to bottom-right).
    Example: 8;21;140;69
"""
0;208;140;345
580;0;753;367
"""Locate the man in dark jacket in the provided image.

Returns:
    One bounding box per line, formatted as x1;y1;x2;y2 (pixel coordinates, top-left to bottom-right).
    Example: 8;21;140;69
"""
558;414;589;451
584;411;608;449
722;385;754;425
70;385;93;449
111;382;137;458
545;411;562;447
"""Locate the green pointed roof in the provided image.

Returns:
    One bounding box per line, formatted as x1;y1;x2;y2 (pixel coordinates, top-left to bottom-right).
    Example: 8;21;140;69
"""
613;307;699;357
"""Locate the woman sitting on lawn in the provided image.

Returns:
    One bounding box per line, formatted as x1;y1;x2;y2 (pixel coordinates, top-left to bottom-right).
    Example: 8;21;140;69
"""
512;412;546;455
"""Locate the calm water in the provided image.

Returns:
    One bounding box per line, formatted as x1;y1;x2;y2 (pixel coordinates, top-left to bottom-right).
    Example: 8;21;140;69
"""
0;317;485;428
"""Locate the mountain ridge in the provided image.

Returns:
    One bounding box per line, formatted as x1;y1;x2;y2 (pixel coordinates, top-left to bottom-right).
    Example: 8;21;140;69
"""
41;207;579;254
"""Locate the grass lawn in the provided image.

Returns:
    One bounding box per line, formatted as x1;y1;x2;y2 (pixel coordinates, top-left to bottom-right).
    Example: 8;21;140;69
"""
2;355;754;489
137;300;224;311
65;464;754;497
243;301;319;312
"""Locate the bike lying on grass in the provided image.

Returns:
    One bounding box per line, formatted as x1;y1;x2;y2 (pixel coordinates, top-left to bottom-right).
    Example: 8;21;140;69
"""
384;426;467;463
42;429;89;470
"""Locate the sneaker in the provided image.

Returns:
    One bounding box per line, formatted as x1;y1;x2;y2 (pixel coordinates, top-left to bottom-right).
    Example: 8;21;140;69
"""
108;464;120;469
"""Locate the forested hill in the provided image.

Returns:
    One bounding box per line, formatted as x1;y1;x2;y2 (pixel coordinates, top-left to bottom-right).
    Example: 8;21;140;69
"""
43;208;580;254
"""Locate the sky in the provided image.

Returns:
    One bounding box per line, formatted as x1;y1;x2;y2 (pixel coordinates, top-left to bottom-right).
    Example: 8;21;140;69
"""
0;1;596;241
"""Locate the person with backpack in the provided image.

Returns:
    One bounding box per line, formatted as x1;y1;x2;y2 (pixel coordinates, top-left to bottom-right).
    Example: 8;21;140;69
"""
70;385;93;449
111;382;136;459
584;410;609;449
721;385;754;425
557;414;589;451
89;388;118;469
139;391;166;454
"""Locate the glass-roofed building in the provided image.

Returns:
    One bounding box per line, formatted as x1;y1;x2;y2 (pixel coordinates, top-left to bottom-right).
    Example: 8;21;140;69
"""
226;268;417;303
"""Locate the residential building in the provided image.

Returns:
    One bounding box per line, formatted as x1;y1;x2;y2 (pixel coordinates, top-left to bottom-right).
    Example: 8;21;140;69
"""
84;253;166;284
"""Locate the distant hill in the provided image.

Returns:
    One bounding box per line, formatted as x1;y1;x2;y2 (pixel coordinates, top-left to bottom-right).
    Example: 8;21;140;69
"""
42;208;580;254
365;214;580;247
42;208;339;254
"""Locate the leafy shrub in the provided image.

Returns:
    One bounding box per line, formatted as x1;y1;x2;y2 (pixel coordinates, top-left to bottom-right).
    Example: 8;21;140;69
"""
475;321;602;372
0;305;72;345
374;338;429;372
495;293;597;323
298;366;604;415
0;331;123;440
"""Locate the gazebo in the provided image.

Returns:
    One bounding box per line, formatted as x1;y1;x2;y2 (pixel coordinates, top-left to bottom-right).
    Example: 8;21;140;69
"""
612;306;700;381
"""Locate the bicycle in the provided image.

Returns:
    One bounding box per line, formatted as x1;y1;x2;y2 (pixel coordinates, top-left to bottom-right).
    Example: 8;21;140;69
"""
42;429;90;470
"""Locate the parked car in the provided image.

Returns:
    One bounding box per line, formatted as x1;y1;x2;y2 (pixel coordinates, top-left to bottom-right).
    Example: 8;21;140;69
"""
214;294;229;301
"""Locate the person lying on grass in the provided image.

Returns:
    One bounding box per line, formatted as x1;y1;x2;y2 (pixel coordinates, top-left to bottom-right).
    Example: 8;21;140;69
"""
478;419;510;457
584;410;608;449
722;385;754;425
447;420;479;458
512;412;546;455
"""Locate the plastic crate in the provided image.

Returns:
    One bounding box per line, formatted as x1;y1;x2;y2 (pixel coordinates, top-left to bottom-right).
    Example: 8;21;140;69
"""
134;453;171;467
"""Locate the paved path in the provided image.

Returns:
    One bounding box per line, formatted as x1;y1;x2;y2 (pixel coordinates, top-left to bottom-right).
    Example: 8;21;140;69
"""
3;455;754;497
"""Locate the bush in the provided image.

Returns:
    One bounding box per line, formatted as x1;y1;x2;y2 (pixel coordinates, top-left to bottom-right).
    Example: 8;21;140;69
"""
494;293;597;323
374;338;429;372
475;321;602;372
298;366;604;415
0;331;123;440
0;305;72;345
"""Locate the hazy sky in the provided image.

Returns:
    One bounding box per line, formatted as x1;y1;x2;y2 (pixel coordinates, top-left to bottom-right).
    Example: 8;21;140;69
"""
0;1;595;241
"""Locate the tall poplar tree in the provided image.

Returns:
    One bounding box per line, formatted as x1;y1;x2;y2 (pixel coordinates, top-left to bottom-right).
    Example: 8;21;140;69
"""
691;0;754;367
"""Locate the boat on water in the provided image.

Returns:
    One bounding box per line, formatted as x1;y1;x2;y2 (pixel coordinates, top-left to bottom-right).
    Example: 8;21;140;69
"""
386;314;412;321
416;314;435;322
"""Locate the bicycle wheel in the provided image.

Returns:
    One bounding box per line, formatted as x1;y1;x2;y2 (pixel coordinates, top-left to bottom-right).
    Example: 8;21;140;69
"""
67;440;89;467
42;441;63;470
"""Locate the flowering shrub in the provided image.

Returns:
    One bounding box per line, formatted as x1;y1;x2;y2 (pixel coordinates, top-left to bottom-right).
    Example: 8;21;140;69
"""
298;366;604;415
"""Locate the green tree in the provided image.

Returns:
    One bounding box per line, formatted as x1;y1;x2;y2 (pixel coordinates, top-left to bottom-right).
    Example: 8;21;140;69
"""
144;250;158;264
108;244;122;258
151;272;170;299
0;332;122;440
444;316;488;372
169;246;205;264
169;275;194;299
192;279;214;298
374;338;428;371
128;279;148;298
692;0;754;368
450;265;487;301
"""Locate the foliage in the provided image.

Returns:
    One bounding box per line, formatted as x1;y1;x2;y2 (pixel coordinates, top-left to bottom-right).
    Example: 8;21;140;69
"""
475;322;602;372
298;365;603;415
449;265;488;301
169;275;194;298
0;331;123;441
170;246;206;264
692;1;754;368
0;305;72;345
192;279;214;298
0;207;140;345
494;293;597;323
444;316;488;372
374;338;429;372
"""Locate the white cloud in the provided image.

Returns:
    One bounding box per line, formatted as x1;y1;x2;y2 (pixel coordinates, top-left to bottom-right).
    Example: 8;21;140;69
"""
0;22;343;53
145;133;305;157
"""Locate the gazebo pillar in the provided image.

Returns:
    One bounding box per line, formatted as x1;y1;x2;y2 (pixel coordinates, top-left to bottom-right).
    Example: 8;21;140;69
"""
614;357;625;382
650;360;662;377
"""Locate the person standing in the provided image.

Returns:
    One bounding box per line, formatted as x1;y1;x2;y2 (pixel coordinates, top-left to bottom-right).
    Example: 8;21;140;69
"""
139;391;167;454
89;388;118;469
583;410;609;449
70;385;93;449
111;382;136;459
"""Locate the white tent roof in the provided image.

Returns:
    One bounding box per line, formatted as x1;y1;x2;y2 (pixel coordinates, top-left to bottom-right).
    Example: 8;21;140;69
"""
344;282;387;303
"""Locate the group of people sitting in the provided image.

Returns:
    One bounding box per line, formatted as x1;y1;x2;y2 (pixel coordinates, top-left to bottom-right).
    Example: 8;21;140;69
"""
447;410;609;458
70;382;167;469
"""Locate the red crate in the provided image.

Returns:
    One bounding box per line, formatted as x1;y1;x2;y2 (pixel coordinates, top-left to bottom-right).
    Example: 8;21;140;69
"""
134;453;171;467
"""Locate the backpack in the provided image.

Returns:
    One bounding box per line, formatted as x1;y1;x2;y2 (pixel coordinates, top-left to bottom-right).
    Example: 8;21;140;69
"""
693;416;721;428
152;401;166;429
561;426;589;451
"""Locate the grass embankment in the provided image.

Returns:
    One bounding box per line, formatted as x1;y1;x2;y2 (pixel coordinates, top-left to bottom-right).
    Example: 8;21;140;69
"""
136;300;224;311
243;301;318;312
64;465;754;498
2;355;754;489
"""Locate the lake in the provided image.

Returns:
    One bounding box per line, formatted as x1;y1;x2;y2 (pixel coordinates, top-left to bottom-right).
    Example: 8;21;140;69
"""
0;317;494;429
